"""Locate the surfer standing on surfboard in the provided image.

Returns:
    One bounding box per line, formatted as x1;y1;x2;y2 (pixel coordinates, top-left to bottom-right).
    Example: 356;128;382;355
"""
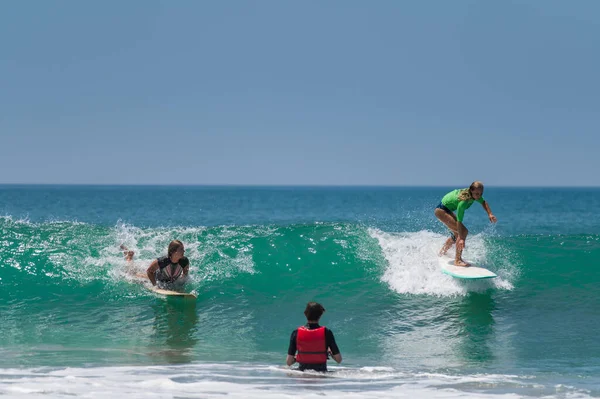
434;181;497;267
146;240;190;287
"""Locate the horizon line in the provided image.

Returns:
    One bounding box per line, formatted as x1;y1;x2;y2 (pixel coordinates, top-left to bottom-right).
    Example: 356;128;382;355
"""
1;183;599;189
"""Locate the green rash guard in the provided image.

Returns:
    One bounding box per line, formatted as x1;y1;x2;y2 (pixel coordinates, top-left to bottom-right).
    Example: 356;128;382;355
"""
441;189;485;223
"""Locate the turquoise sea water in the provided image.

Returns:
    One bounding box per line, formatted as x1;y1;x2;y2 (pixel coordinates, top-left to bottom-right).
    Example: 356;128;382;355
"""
1;185;600;398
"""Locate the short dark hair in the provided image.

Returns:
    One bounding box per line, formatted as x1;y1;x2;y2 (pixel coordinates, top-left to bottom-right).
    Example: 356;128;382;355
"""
304;302;325;321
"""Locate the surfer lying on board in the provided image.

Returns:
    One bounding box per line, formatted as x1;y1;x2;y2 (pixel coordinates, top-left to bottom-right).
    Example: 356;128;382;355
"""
146;240;190;287
286;302;342;372
434;181;497;267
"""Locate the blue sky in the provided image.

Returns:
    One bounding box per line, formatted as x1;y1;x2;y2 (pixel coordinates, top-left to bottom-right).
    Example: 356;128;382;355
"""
2;1;599;186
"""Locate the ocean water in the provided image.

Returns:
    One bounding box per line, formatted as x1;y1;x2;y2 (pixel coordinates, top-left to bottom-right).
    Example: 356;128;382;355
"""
1;185;600;398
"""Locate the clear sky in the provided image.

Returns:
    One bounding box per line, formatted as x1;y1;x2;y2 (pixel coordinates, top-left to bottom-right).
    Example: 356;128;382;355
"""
2;1;599;186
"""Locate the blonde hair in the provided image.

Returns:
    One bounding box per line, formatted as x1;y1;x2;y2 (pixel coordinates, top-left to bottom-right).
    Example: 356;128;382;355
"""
458;181;484;201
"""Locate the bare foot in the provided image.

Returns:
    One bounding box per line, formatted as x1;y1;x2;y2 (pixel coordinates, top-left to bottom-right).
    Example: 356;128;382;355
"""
454;259;470;267
124;250;135;261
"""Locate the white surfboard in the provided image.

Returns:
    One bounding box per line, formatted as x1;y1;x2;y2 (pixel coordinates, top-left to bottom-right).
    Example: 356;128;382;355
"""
146;285;197;298
133;272;197;298
438;256;497;279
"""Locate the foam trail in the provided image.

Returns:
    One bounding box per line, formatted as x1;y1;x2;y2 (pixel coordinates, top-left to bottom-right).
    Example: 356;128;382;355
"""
369;229;514;296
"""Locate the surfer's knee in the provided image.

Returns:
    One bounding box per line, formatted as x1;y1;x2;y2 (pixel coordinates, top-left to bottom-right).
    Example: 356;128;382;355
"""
463;227;469;237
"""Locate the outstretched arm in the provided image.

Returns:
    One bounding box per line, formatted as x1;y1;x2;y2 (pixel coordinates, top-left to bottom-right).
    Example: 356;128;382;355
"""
482;201;497;223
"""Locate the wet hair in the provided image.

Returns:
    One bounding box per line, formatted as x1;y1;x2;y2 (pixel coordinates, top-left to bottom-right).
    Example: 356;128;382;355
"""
168;240;184;258
304;302;326;321
458;181;484;201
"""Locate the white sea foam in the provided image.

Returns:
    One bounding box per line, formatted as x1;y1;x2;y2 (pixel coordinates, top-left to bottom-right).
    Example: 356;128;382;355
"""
369;229;515;296
100;222;260;286
0;363;593;399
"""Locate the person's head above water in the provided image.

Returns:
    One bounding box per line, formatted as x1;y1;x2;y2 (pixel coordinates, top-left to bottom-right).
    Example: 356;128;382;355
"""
168;240;185;263
304;302;326;322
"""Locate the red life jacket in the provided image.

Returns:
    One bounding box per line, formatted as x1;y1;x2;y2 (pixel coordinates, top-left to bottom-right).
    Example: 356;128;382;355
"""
295;326;328;364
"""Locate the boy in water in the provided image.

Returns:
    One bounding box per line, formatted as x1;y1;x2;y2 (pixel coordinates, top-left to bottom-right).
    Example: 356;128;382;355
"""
286;302;342;372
